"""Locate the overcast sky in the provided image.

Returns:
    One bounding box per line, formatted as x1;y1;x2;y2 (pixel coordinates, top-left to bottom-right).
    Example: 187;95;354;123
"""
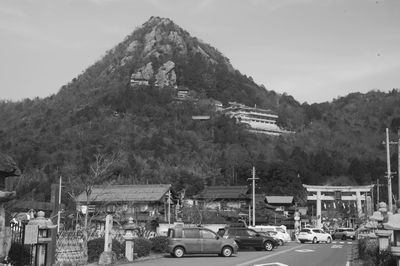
0;0;399;103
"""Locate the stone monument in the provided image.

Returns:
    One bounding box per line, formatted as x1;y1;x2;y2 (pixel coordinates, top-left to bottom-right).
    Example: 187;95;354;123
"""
0;153;19;262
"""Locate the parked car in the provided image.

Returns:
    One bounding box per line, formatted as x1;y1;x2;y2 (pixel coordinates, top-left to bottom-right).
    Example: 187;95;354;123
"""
332;228;356;240
259;231;283;245
222;227;279;251
167;227;238;258
248;225;291;245
298;228;332;244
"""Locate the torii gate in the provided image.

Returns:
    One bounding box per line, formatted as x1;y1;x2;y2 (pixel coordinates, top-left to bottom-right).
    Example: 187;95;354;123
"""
303;184;374;228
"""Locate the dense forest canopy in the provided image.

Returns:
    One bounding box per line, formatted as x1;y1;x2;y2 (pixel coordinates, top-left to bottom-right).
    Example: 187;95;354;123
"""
0;17;399;210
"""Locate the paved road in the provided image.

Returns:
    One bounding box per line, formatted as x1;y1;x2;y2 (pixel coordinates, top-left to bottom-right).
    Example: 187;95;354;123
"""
122;240;355;266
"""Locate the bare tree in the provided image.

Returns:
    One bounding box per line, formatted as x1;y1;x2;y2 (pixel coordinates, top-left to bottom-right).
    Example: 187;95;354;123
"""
65;152;123;258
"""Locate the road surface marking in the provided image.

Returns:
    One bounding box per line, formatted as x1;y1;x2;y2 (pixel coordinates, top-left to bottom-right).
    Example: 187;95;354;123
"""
295;249;314;252
339;241;345;244
234;245;301;266
347;242;353;244
254;263;289;266
331;245;343;248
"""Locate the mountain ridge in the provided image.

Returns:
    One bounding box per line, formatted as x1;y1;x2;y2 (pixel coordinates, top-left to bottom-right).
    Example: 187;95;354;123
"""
0;17;399;206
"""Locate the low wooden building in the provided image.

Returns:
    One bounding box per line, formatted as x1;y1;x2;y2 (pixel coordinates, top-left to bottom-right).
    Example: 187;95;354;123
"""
75;184;175;223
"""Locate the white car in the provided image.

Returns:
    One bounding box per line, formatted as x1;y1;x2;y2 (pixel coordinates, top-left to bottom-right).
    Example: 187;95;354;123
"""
298;228;332;244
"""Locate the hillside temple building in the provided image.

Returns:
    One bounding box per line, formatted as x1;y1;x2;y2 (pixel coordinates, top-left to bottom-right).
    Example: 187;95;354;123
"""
223;102;292;136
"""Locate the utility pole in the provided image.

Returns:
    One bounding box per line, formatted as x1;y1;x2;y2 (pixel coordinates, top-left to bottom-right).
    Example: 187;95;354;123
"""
168;190;171;226
386;128;393;212
397;128;400;201
57;176;62;234
247;166;259;227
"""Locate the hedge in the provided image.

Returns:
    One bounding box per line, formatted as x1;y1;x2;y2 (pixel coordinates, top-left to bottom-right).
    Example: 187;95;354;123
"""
87;238;125;262
133;237;152;257
150;236;169;253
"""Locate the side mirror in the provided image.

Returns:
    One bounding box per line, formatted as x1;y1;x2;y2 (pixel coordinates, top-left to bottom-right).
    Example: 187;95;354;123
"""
216;235;220;240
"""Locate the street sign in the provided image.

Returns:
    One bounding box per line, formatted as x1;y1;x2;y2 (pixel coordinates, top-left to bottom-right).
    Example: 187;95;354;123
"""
24;224;39;244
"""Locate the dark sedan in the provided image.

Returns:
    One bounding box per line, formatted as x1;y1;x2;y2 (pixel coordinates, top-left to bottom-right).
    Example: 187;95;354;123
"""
222;227;279;251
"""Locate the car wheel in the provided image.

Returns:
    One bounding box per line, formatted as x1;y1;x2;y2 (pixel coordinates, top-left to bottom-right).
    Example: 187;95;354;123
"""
326;237;332;244
264;241;274;251
173;247;185;258
279;239;284;246
332;235;335;240
221;246;233;257
312;237;317;244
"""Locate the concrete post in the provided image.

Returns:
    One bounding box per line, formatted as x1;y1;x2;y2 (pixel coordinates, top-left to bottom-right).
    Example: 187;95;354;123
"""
99;214;115;265
356;191;362;217
316;191;322;228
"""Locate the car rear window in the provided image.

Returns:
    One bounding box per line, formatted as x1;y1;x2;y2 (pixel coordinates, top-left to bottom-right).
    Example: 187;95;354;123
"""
300;229;310;233
183;229;200;238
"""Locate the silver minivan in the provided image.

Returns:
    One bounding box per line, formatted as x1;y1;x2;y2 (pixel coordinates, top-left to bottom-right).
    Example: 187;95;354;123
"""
167;227;238;258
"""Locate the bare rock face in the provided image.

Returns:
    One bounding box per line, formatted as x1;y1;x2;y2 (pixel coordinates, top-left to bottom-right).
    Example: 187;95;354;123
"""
131;62;154;81
168;31;187;55
155;61;177;88
131;61;177;88
143;27;163;54
126;40;139;53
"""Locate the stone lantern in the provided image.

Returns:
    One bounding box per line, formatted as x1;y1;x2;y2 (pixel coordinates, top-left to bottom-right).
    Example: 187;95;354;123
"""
26;211;57;266
383;200;400;264
123;217;137;261
373;202;393;251
370;211;384;227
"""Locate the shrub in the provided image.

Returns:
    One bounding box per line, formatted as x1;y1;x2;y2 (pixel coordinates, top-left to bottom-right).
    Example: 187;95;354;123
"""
150;236;169;253
357;238;396;266
133;237;152;257
8;243;31;265
358;238;378;260
87;238;126;262
88;238;105;262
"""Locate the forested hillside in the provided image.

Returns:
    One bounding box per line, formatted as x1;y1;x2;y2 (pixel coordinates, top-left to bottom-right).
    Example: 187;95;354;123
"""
0;17;399;209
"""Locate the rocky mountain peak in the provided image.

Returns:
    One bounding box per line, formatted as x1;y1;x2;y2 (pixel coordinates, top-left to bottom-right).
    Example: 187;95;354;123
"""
119;16;232;71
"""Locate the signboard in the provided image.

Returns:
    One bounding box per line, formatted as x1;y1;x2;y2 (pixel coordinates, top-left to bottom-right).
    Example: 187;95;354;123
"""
24;224;39;244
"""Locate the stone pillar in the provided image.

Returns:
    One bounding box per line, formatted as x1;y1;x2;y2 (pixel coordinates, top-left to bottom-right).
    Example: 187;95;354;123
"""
316;191;322;228
356;191;362;217
99;215;115;265
0;191;16;262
